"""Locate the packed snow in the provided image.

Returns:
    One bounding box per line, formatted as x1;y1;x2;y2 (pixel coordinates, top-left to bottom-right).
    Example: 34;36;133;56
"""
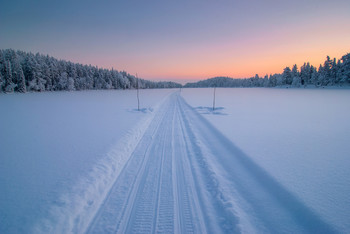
0;89;174;233
182;88;350;233
1;88;350;233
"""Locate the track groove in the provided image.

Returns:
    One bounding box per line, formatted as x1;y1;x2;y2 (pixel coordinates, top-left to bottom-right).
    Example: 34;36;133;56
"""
87;91;335;234
87;92;231;233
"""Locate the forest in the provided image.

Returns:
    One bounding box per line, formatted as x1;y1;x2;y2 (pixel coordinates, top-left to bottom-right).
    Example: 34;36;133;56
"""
0;49;181;93
185;53;350;88
1;49;350;93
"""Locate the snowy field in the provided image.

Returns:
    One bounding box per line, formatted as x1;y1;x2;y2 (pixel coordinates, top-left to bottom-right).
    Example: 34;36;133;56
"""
182;88;350;233
1;88;350;233
0;89;174;233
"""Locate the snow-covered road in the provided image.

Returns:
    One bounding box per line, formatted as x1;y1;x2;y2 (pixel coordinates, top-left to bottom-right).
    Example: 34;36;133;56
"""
86;91;336;233
87;92;209;233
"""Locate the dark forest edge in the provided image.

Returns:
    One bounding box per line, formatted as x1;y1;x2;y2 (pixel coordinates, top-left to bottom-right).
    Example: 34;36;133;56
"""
0;49;182;93
185;53;350;88
1;49;350;93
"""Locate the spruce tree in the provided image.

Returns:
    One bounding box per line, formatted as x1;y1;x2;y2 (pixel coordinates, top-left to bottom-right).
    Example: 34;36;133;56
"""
0;72;4;92
17;66;26;93
282;67;292;85
5;60;15;92
340;53;350;83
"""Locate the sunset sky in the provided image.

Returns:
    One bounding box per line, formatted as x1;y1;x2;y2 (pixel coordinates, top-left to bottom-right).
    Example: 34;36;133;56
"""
1;0;350;83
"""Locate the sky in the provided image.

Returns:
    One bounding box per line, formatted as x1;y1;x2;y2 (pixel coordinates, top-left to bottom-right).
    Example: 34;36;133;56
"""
1;0;350;84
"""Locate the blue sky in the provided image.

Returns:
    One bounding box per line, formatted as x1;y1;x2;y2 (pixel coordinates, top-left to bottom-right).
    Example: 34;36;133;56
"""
1;0;350;82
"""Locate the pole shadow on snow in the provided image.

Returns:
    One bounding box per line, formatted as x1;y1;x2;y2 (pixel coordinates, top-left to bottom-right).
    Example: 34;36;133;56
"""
180;97;337;233
127;107;154;113
193;106;228;115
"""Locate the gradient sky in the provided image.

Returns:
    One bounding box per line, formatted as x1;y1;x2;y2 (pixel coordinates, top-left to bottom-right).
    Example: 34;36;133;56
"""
1;0;350;83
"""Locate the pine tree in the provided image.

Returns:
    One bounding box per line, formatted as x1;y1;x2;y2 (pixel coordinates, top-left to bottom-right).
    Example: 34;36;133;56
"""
329;58;338;86
269;74;277;87
67;62;77;91
42;59;52;91
16;66;26;93
5;60;15;92
291;64;301;87
104;70;113;89
282;67;292;85
49;60;59;91
292;77;301;87
12;54;26;93
0;51;6;92
310;66;319;86
300;62;311;85
57;72;68;90
317;64;325;86
263;74;269;87
321;56;332;86
340;53;350;84
67;77;75;91
0;72;4;92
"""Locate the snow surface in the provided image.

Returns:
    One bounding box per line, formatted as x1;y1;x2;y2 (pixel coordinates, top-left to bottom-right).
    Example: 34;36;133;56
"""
1;88;350;233
0;89;174;233
181;88;350;233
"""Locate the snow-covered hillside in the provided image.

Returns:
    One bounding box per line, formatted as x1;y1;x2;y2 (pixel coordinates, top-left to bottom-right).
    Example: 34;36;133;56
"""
1;88;350;233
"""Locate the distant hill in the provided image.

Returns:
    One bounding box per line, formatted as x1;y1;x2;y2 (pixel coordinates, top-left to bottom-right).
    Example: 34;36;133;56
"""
184;76;251;88
185;53;350;88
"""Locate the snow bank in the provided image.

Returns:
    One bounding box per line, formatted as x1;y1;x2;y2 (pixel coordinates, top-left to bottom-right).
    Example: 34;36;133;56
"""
0;89;175;233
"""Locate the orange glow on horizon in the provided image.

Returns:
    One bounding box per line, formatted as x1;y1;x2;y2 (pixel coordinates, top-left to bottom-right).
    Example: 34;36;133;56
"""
102;28;349;82
65;17;350;83
3;0;350;84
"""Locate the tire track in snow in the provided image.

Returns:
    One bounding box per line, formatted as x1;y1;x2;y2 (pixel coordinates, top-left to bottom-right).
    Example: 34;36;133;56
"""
177;94;338;233
86;95;175;233
125;99;174;233
176;95;240;233
87;91;337;233
87;92;215;233
173;98;207;233
32;92;173;234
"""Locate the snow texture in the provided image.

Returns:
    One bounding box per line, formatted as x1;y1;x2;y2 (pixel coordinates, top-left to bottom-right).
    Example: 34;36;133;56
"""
1;88;350;233
182;87;350;233
0;89;174;233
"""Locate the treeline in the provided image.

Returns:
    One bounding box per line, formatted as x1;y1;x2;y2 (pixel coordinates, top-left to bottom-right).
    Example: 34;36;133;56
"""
0;49;181;93
184;53;350;88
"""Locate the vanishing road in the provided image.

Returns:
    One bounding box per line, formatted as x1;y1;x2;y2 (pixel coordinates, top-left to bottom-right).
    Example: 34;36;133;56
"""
86;92;336;233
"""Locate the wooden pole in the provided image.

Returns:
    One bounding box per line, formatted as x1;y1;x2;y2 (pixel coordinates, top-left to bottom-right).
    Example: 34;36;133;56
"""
136;73;140;111
213;86;216;111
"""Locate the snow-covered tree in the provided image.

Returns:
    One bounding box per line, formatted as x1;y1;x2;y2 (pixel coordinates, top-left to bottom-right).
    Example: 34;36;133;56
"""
310;66;319;86
300;62;311;86
118;72;130;89
6;48;350;92
16;66;26;93
329;58;338;86
12;55;26;93
103;70;113;89
263;74;269;87
319;56;332;86
282;67;292;85
57;72;68;90
340;53;350;84
291;64;301;87
269;74;277;87
0;72;4;92
292;75;301;87
4;60;16;92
